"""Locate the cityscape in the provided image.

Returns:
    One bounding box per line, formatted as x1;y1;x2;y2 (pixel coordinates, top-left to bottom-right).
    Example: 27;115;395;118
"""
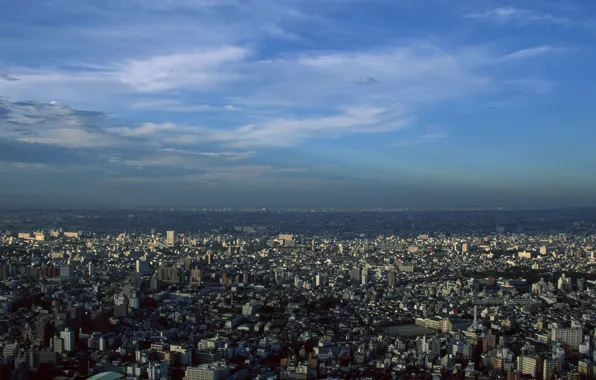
2;0;596;379
0;209;595;379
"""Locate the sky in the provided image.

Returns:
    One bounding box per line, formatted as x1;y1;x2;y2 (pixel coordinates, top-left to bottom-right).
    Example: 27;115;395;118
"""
1;0;595;209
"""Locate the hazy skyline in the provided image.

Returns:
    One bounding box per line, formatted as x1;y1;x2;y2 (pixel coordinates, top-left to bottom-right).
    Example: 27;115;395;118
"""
1;0;595;208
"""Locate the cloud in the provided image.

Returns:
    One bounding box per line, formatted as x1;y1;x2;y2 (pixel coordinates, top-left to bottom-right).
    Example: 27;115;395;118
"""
160;148;253;160
465;7;591;31
0;0;581;195
153;106;413;147
355;76;379;85
118;47;247;92
0;99;267;184
132;99;241;112
276;168;309;173
0;74;19;81
0;99;142;149
501;46;558;61
392;133;447;147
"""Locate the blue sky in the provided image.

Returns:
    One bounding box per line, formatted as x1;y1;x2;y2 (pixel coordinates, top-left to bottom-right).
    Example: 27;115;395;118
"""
1;0;595;208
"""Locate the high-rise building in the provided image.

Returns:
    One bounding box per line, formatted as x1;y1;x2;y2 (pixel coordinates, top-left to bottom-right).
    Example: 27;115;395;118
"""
2;343;19;357
51;335;64;353
59;264;74;279
543;353;563;380
315;274;326;287
136;259;149;276
551;327;582;349
388;270;396;287
157;265;180;283
557;274;572;291
166;231;176;246
149;361;169;380
28;348;40;373
516;355;539;378
274;267;285;285
60;328;75;352
191;268;202;282
350;269;361;284
88;262;96;276
462;243;469;253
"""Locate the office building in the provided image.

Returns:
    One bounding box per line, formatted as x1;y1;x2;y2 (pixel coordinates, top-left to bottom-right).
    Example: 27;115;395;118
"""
60;328;75;352
166;231;176;246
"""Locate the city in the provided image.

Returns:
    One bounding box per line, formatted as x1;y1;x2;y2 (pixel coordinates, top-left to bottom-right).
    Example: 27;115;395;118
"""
2;0;596;379
0;209;594;379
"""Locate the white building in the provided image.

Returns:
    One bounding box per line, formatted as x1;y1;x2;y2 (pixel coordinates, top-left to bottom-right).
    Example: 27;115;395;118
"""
551;327;582;349
242;301;259;316
60;328;75;352
183;362;229;380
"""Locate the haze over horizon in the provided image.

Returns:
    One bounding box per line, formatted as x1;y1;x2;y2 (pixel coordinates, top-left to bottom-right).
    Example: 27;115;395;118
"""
1;0;595;208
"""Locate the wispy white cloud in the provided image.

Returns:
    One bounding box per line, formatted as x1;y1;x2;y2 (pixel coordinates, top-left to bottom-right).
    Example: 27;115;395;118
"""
2;40;561;150
132;99;241;112
160;148;253;160
501;46;559;61
155;106;413;147
392;133;447;148
118;47;247;92
465;7;592;31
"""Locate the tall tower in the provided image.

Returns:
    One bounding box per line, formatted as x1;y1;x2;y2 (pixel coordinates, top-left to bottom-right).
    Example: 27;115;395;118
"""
388;270;396;287
469;305;479;331
166;231;176;246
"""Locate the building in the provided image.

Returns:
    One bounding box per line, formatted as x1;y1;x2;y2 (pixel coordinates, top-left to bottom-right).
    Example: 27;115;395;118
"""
166;231;176;246
87;372;125;380
148;361;169;380
551;327;582;349
315;274;326;287
136;260;149;276
242;301;259;316
388;270;396;287
157;265;181;284
60;328;75;352
171;345;193;366
517;355;540;378
543;353;563;380
2;343;19;357
350;269;361;284
60;264;74;279
183;363;230;380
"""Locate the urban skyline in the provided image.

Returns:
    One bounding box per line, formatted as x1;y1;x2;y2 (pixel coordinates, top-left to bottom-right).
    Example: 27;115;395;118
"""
0;208;595;378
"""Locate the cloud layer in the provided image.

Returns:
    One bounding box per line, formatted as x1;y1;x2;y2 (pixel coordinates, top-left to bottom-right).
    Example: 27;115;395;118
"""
0;0;595;207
